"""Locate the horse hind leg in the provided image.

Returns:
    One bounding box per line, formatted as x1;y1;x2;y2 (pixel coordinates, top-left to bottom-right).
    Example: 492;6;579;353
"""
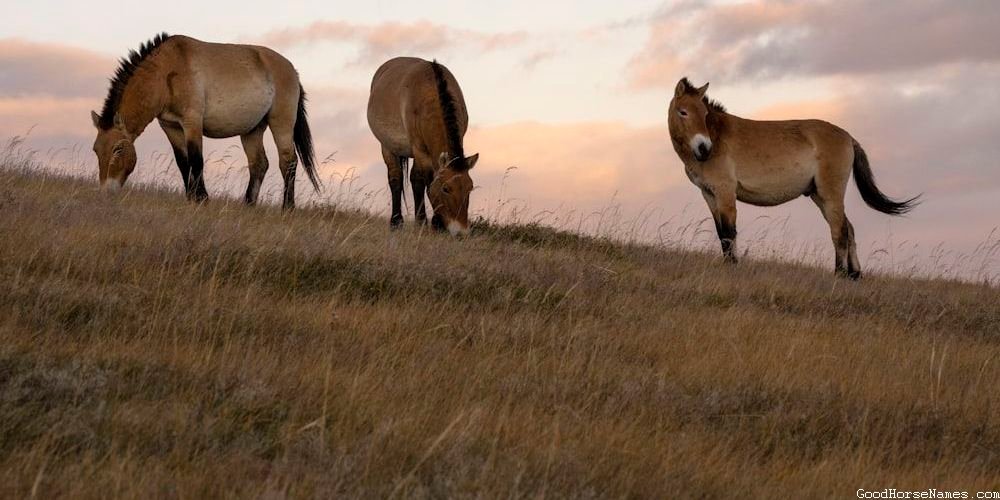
845;219;862;280
241;123;269;206
811;194;854;278
383;146;405;228
271;128;298;210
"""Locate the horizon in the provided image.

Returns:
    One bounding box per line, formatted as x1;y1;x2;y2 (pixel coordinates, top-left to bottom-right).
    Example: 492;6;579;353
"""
1;0;998;280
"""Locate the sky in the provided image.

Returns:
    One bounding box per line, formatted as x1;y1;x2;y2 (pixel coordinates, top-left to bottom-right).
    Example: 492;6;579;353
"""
1;0;998;281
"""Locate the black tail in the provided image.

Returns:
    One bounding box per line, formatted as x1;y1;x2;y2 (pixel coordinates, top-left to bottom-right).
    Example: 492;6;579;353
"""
852;140;919;215
294;84;321;192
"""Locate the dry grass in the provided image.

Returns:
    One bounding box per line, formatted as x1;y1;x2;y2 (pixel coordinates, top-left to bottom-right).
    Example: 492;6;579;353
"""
1;150;999;498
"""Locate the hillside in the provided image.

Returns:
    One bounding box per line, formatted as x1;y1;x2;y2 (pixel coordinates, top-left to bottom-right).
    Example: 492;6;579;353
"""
1;163;998;498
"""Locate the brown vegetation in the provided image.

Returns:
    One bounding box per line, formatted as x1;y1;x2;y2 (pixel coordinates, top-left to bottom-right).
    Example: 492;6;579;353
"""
1;151;998;498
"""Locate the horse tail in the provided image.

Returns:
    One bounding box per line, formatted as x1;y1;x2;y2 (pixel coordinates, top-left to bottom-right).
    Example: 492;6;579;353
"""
294;83;321;192
851;140;920;215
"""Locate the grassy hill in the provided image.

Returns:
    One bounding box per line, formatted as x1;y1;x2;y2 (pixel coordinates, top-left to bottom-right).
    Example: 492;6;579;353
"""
1;160;998;498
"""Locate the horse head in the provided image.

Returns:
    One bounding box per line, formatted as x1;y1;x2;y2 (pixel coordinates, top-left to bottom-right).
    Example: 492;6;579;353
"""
668;78;719;162
428;151;478;237
91;111;137;191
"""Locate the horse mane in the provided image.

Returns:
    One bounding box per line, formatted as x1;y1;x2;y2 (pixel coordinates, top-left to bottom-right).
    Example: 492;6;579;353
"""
97;32;172;130
678;77;727;114
430;60;468;171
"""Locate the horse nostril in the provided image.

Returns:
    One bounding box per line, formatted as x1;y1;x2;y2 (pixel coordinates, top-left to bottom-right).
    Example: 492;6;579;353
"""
697;144;711;160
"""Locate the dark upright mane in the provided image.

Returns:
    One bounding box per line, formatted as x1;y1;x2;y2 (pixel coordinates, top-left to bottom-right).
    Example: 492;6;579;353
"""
678;77;727;114
97;33;172;130
429;60;468;170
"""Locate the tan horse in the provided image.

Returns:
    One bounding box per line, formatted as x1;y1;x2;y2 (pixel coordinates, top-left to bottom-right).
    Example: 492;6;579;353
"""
668;78;919;279
90;33;320;208
367;57;479;236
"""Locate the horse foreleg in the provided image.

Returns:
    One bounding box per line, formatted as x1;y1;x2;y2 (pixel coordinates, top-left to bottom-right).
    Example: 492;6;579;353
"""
159;121;191;192
702;188;738;263
383;146;404;228
411;166;429;226
241;125;269;206
180;123;208;202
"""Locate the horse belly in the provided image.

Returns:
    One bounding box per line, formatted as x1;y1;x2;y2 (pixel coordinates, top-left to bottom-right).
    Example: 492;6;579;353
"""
369;114;413;157
202;81;274;138
736;168;815;206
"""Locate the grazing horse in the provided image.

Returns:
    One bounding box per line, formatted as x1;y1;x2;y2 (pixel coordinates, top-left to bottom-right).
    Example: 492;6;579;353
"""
90;33;320;209
367;57;479;236
668;78;919;279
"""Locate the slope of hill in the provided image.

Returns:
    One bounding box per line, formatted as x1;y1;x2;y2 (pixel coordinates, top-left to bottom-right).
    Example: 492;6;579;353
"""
1;161;998;498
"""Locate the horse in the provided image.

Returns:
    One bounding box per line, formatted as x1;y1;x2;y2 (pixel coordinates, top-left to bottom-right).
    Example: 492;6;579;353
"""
367;57;479;237
667;78;920;279
89;33;320;209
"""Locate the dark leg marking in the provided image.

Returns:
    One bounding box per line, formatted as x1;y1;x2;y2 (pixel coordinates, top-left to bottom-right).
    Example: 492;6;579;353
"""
389;156;404;228
186;141;208;202
716;219;738;264
170;144;190;191
282;165;296;210
412;170;428;225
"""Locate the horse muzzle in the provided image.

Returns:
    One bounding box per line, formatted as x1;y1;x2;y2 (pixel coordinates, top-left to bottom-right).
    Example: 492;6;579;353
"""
431;214;446;232
694;143;712;162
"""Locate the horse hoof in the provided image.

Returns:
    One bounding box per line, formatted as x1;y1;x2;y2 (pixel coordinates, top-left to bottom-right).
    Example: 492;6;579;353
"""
389;217;404;229
848;270;862;281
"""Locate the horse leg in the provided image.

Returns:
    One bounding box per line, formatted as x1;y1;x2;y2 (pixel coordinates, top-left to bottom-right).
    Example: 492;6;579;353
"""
702;188;738;263
181;122;208;202
241;124;269;206
159;120;190;193
273;128;298;210
411;162;430;226
383;146;404;228
811;194;855;278
845;219;862;280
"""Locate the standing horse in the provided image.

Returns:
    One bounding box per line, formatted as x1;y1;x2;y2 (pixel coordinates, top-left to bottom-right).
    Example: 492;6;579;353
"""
367;57;479;236
90;33;320;209
668;78;919;279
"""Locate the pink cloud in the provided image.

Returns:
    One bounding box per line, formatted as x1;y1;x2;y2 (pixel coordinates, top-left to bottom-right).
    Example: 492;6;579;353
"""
0;38;113;98
256;20;527;65
628;0;1000;88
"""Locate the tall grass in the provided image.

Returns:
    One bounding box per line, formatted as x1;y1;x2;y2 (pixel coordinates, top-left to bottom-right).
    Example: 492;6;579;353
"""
1;137;998;497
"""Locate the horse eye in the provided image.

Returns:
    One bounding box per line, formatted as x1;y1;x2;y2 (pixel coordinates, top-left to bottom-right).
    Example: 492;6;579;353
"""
443;186;451;194
679;109;689;117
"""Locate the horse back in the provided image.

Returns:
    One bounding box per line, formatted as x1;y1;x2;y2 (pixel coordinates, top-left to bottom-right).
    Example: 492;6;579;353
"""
161;36;300;137
367;57;468;159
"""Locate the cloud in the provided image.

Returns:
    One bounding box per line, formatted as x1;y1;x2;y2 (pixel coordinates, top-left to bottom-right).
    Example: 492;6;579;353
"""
0;39;113;98
256;20;527;65
0;97;97;138
628;0;1000;88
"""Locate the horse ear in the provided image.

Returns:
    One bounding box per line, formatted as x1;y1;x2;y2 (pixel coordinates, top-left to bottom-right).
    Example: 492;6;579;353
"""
91;111;101;129
674;79;688;98
464;153;479;170
696;82;710;97
113;112;126;130
437;152;450;171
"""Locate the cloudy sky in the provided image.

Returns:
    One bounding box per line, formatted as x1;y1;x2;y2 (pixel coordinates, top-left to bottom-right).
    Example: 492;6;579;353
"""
1;0;998;280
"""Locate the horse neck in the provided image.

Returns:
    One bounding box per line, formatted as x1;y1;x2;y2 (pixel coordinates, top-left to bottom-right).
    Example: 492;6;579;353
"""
417;115;460;166
118;63;168;137
708;111;730;141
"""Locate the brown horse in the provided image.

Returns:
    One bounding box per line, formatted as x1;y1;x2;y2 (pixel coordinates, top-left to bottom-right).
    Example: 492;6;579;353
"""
90;33;320;208
668;78;919;279
367;57;478;236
